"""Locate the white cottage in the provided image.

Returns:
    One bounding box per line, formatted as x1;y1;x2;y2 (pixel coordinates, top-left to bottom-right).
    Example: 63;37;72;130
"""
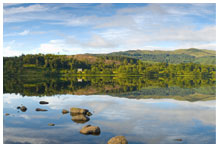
77;68;83;72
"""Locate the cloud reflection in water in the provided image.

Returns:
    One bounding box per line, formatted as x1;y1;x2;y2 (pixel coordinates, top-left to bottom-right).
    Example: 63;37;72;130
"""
3;94;215;144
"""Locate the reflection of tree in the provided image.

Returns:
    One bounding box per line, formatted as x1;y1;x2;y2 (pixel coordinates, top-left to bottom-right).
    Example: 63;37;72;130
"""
3;75;215;98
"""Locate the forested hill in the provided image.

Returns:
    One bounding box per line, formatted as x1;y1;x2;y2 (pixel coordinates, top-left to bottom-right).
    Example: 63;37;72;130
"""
3;50;216;77
107;48;216;64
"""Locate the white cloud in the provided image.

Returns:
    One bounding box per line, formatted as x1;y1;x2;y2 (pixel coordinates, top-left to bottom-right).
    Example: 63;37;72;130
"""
37;40;69;54
189;43;216;50
18;30;30;36
83;34;117;49
36;39;84;55
5;30;29;37
3;40;23;57
35;38;118;55
3;46;23;57
5;30;46;37
33;24;215;55
4;4;48;15
155;26;216;43
116;3;214;17
3;4;216;54
3;3;23;7
3;40;39;57
117;4;167;15
93;25;216;51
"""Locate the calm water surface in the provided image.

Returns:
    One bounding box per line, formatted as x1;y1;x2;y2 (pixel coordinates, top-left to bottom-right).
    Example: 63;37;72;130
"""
3;76;216;144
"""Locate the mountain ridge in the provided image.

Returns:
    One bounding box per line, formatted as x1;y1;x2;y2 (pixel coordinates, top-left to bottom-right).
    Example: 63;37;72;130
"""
105;48;215;64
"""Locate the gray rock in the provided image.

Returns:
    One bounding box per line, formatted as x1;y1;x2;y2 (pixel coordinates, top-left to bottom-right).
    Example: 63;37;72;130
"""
48;123;55;126
80;125;101;135
107;136;128;144
71;115;90;124
86;111;92;116
36;108;48;111
39;101;49;104
5;113;10;116
70;107;88;114
20;106;27;112
62;109;69;114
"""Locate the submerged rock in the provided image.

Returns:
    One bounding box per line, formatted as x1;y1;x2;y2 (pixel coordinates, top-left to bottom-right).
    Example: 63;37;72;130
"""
107;136;128;144
20;106;27;112
86;111;92;116
174;139;183;141
80;125;101;135
70;107;88;114
5;113;10;116
39;101;49;104
71;115;90;124
62;109;69;114
36;108;48;111
48;123;55;126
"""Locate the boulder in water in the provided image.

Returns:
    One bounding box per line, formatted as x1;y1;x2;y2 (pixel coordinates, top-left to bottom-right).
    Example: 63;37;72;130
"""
5;113;10;116
39;101;49;104
36;108;48;111
86;111;92;116
62;109;69;114
107;136;128;144
48;123;55;126
71;115;90;124
20;106;27;112
80;125;101;135
70;107;88;114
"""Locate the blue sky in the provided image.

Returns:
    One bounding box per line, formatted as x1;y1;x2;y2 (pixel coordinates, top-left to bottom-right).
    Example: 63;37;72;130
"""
3;3;216;56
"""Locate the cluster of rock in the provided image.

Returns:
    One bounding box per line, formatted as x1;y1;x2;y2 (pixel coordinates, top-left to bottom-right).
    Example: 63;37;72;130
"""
15;101;49;113
71;108;92;124
68;107;101;135
6;102;128;144
36;101;49;111
62;107;128;143
62;107;92;124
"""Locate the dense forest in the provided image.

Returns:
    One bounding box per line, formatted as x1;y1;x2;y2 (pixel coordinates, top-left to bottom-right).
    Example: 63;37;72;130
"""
3;52;216;77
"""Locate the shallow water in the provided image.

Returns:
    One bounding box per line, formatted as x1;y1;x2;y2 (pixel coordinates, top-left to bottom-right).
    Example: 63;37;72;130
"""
3;94;215;144
3;76;216;144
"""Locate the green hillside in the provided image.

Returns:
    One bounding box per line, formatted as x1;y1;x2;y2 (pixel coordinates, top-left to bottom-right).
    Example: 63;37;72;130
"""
194;56;216;65
173;48;215;57
108;48;216;64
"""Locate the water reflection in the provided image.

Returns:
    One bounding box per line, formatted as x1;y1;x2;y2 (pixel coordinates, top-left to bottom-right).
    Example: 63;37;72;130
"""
3;76;216;101
3;75;216;143
3;94;215;144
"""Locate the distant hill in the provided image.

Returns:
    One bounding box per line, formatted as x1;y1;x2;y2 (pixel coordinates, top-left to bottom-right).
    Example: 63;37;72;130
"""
172;48;215;57
108;48;216;64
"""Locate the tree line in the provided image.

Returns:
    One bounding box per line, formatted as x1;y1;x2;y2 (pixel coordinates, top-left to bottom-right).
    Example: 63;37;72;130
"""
3;54;216;77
